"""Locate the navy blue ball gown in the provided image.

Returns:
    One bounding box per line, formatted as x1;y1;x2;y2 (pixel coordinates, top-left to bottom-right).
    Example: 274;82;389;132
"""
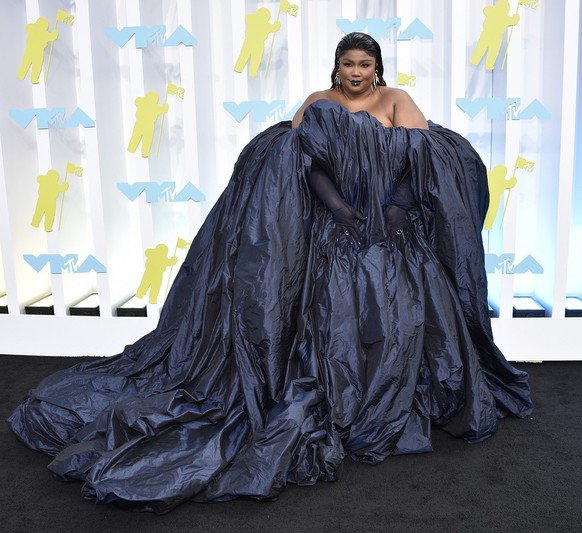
7;100;533;513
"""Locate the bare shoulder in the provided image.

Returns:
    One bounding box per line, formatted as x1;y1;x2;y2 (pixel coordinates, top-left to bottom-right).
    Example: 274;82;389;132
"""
384;87;428;129
291;90;334;128
301;90;333;110
379;86;417;107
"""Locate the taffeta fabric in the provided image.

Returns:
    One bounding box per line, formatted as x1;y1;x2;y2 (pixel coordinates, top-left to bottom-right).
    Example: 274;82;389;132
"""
7;100;533;514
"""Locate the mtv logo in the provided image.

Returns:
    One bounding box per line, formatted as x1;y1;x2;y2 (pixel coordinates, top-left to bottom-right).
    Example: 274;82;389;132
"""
24;254;106;274
9;108;95;129
485;254;544;275
456;98;551;120
117;182;205;203
105;25;197;48
336;18;432;41
223;100;302;123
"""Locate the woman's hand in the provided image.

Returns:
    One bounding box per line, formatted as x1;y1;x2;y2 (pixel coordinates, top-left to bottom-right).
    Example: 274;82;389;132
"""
332;204;367;244
384;204;411;240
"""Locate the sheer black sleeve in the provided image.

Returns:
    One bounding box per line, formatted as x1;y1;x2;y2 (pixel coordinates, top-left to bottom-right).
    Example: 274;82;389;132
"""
309;164;366;242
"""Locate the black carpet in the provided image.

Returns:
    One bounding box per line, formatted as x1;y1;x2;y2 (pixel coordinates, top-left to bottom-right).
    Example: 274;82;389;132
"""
1;355;581;533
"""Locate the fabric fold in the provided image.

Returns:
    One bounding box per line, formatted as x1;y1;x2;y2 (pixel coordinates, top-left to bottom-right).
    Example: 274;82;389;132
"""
7;100;532;513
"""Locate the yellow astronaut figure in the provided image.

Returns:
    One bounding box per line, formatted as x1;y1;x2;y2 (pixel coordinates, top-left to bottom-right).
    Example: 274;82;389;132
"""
136;244;178;304
485;165;517;230
470;0;520;70
31;169;69;232
234;8;281;76
17;17;59;84
127;91;169;157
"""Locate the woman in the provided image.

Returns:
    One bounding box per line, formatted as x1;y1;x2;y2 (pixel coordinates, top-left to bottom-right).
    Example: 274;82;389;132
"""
8;33;532;513
293;34;428;129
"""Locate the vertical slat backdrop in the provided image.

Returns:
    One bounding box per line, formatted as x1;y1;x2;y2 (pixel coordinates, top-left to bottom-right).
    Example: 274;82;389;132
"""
553;0;580;317
0;0;580;359
75;0;112;316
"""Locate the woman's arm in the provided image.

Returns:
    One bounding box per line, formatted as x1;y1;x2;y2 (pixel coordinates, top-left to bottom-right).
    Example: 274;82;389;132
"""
309;165;366;242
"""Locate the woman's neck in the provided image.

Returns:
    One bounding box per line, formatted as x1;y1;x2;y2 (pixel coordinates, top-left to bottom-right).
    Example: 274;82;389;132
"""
337;87;375;105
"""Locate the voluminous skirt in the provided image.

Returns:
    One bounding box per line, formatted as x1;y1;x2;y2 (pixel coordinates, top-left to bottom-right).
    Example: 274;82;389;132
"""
7;100;532;513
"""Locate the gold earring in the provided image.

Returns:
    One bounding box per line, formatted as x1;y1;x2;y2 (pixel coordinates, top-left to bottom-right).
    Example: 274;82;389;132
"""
334;71;341;88
372;70;379;91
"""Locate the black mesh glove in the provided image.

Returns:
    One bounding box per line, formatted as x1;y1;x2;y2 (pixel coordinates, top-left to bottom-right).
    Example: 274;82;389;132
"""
309;165;366;243
384;204;411;239
384;175;415;239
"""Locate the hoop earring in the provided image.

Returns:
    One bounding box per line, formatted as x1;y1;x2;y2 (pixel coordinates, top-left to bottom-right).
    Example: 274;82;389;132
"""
372;70;379;91
334;71;342;88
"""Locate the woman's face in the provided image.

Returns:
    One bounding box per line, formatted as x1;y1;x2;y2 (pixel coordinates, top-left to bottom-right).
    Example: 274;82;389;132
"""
337;49;377;94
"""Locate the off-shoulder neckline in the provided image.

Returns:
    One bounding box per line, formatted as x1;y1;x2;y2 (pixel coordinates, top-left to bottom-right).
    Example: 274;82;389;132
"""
305;98;428;131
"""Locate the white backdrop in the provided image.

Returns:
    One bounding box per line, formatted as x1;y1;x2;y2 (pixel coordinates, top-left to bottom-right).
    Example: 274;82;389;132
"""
0;0;580;360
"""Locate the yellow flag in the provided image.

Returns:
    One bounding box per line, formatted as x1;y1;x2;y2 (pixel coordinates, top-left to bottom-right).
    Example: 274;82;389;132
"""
176;237;191;250
519;0;539;9
167;83;185;99
56;9;75;25
66;161;83;177
515;156;535;172
280;0;299;16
